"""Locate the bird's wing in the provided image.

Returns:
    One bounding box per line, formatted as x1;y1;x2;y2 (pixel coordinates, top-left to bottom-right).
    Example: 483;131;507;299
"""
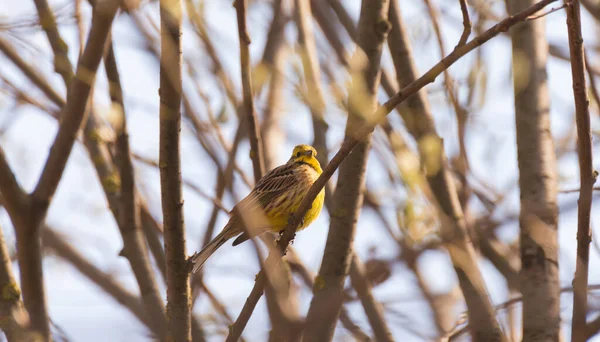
236;162;300;214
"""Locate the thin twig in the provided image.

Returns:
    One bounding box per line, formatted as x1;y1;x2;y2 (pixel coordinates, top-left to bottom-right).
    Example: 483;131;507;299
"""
585;51;600;114
0;36;65;107
457;0;471;47
234;0;265;181
526;3;566;20
566;0;595;341
32;0;74;85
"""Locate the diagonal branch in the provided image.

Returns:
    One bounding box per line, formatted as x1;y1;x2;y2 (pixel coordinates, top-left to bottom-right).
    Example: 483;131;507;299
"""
0;145;28;218
32;0;118;207
32;0;74;85
0;36;65;107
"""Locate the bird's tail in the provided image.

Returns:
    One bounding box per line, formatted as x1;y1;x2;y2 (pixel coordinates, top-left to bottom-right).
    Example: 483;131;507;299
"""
191;220;240;273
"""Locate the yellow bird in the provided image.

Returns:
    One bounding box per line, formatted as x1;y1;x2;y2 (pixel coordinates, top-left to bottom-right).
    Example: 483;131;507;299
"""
191;144;325;272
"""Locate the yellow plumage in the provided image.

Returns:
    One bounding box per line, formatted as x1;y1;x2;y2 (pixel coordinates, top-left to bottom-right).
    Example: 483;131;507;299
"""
191;144;325;272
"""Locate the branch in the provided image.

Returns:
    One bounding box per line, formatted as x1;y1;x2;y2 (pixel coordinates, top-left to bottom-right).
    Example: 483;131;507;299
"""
506;0;560;339
0;145;28;218
0;36;65;107
32;0;118;208
566;1;595;341
234;0;265;181
457;0;472;47
32;0;74;85
295;0;332;205
159;0;191;340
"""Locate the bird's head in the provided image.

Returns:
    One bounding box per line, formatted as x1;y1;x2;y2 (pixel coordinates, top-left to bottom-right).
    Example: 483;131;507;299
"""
289;144;322;173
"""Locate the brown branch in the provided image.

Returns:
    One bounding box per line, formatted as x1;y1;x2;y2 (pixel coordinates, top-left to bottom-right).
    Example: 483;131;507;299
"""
295;0;333;205
566;0;595;341
0;36;65;107
506;0;560;340
32;0;74;85
159;0;191;340
457;0;472;47
303;0;391;340
225;274;266;342
101;35;170;342
234;0;265;181
32;1;116;206
0;145;28;218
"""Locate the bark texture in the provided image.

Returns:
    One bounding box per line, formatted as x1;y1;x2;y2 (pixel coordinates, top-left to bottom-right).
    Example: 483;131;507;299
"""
160;0;191;340
507;1;560;341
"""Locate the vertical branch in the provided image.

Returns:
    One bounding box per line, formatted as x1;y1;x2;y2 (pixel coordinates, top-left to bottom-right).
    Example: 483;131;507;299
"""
235;0;265;181
295;0;332;206
261;0;287;171
457;0;472;47
159;0;191;340
566;1;595;341
303;0;391;340
506;0;560;340
104;37;169;341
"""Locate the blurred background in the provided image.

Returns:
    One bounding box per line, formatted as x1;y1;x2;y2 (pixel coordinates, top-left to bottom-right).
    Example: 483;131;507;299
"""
0;0;599;341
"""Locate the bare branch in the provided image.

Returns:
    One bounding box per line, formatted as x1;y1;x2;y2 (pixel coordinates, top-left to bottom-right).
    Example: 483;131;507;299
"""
0;145;28;218
32;0;74;85
234;0;265;181
159;0;191;340
457;0;472;47
506;0;560;339
566;0;595;340
0;36;65;107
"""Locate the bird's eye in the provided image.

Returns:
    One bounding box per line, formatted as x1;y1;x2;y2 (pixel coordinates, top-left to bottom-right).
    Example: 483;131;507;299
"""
296;152;301;158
